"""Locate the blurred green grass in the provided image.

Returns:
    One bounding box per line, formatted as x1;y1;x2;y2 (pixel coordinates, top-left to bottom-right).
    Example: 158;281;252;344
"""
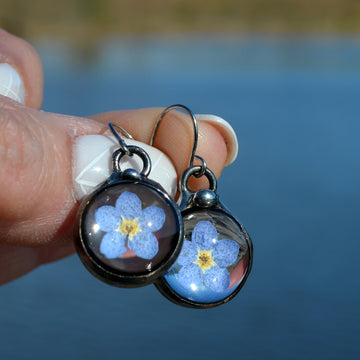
1;0;360;43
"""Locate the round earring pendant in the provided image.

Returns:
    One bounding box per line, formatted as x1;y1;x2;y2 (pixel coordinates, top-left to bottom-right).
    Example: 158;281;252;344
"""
155;208;253;308
76;179;183;287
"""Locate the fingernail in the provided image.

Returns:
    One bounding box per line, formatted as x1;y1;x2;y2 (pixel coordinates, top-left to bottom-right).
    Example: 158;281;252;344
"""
72;135;178;200
0;63;25;104
196;114;238;165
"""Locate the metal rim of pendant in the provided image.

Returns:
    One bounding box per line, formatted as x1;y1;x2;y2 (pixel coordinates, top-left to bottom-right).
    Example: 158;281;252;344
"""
154;206;253;309
155;163;254;308
75;140;184;288
76;176;184;288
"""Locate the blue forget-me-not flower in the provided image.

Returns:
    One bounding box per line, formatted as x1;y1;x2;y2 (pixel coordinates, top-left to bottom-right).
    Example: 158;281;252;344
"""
95;191;165;260
177;221;239;292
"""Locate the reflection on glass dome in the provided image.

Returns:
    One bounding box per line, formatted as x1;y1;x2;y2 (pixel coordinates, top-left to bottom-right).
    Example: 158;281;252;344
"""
163;210;251;304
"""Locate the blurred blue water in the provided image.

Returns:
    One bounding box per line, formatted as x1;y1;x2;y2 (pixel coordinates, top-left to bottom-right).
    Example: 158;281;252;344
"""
0;35;359;360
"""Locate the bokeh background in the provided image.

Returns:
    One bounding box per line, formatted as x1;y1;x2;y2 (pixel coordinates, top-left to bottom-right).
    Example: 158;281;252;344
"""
1;1;360;359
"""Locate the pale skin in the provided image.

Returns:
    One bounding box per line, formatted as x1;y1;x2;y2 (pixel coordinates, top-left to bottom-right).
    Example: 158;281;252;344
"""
0;29;235;286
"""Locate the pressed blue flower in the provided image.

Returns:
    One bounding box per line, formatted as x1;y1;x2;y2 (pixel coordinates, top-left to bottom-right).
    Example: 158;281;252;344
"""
95;191;165;260
177;221;239;293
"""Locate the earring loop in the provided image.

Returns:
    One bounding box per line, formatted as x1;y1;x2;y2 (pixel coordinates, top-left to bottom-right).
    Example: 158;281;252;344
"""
193;155;207;178
149;104;198;168
109;122;134;156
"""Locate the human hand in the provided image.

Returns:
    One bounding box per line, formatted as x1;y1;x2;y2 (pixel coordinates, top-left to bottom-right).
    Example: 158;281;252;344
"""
0;29;238;285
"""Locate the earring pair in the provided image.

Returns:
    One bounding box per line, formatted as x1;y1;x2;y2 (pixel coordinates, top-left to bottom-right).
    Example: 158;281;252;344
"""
75;105;253;308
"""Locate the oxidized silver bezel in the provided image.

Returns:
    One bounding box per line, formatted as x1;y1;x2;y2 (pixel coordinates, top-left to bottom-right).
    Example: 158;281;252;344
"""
76;174;184;288
155;205;253;308
155;165;253;308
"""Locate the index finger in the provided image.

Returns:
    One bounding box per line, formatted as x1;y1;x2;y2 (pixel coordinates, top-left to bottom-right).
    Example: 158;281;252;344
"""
89;107;235;190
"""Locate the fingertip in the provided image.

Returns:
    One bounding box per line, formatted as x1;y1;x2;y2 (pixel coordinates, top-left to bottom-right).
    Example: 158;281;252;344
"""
0;29;43;109
88;108;231;191
196;114;238;166
197;121;228;177
187;121;228;190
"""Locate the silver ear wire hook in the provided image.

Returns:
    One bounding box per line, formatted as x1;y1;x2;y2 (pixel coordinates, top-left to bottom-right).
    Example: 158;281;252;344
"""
109;122;134;156
150;104;198;168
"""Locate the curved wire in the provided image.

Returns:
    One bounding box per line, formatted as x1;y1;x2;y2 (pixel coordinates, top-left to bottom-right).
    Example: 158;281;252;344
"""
109;122;134;156
149;104;198;168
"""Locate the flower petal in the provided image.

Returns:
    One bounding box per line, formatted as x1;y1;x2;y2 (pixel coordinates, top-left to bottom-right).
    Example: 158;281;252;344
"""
99;231;126;259
139;206;165;232
192;221;218;250
115;191;142;219
95;206;121;232
129;232;159;259
213;239;239;268
178;263;203;291
177;241;197;266
204;266;230;292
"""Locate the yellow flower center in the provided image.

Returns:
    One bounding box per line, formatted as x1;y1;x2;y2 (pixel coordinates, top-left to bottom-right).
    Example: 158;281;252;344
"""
117;217;142;240
194;248;216;273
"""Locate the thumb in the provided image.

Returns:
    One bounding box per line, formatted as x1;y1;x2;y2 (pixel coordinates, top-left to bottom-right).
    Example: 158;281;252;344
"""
0;97;105;246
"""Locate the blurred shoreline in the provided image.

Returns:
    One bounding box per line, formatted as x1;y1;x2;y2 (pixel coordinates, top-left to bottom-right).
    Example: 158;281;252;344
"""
1;0;360;47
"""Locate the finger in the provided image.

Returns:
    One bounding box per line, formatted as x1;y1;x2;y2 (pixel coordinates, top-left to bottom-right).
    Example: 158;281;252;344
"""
0;29;43;109
0;105;235;247
0;98;105;247
89;108;236;190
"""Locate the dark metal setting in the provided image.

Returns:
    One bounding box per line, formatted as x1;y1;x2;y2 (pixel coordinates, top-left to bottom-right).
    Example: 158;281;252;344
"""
155;207;253;309
155;164;253;309
112;145;151;176
76;175;184;288
178;165;218;210
76;122;184;288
